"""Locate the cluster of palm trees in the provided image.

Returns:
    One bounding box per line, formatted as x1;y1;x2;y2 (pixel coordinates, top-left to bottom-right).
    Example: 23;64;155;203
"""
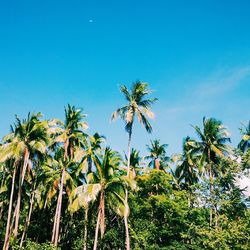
0;81;249;250
0;82;158;250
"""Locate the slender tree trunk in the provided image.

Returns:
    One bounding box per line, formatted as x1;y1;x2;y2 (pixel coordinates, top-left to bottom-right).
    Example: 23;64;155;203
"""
154;158;160;170
124;130;132;250
127;131;132;176
83;207;88;250
21;149;30;185
20;189;35;247
99;191;105;238
14;151;30;238
53;168;65;247
13;170;22;238
51;196;59;243
93;207;101;250
209;162;213;227
3;167;16;250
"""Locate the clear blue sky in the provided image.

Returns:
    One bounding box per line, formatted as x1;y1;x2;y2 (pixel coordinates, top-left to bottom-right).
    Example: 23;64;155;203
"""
0;0;250;156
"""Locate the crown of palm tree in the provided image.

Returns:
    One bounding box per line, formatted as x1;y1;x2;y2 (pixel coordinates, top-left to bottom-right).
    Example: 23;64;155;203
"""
238;121;250;153
0;112;49;163
111;81;157;133
192;117;231;172
145;139;169;168
50;105;88;160
175;136;199;187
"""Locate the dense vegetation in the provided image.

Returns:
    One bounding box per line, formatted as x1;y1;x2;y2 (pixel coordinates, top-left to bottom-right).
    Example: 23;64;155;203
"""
0;82;249;250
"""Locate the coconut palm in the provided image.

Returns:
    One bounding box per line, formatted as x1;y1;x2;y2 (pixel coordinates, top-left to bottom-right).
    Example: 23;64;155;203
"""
0;160;17;250
238;121;250;153
70;147;131;250
50;105;88;247
124;148;142;178
174;136;199;207
111;81;157;250
41;148;76;247
19;155;46;247
0;113;49;249
192;117;231;226
77;132;105;175
145;139;169;170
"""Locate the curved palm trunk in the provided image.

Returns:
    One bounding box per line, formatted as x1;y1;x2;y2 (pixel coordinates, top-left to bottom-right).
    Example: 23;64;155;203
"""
20;189;35;247
93;191;105;250
83;207;88;250
13;170;22;238
51;193;60;243
93;206;101;250
3;167;16;250
14;150;30;238
52;139;68;246
124;130;132;250
52;168;65;247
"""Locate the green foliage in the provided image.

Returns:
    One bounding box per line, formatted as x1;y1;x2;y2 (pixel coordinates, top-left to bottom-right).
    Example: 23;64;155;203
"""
13;240;57;250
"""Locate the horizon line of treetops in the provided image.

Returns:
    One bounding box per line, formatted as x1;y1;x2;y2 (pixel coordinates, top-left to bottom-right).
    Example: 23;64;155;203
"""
0;81;250;250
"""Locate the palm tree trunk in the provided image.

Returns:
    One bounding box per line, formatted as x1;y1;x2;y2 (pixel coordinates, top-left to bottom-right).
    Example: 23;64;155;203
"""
124;130;132;250
127;131;132;177
100;191;105;238
93;207;101;250
13;169;22;238
14;150;30;238
21;149;30;185
155;158;160;170
3;167;16;250
83;207;88;250
54;168;65;247
51;195;59;243
20;189;35;247
209;163;213;227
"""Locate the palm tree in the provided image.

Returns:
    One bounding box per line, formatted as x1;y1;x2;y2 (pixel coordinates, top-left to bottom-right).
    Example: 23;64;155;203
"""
50;105;88;247
70;147;130;250
192;117;231;227
174;136;199;207
19;155;46;247
238;121;250;153
0;113;49;249
0;160;17;250
111;81;157;250
145;139;169;170
78;132;105;174
124;148;142;178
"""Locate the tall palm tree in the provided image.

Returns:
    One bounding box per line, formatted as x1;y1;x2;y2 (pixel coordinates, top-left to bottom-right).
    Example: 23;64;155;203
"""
19;155;48;247
0;113;49;249
70;147;130;250
174;136;199;207
238;121;250;153
192;117;231;227
0;160;17;250
50;105;88;247
111;81;157;250
145;139;169;170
